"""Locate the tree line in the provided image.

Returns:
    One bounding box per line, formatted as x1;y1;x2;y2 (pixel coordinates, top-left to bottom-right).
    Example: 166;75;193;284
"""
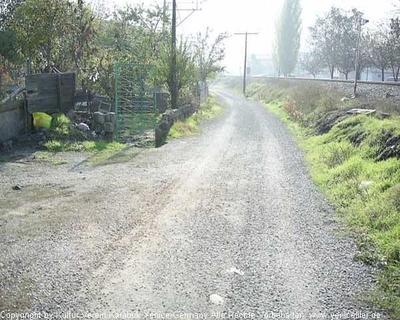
274;0;400;81
0;0;228;103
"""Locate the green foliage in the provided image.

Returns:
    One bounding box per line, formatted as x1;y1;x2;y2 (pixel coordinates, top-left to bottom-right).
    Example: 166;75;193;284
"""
275;0;302;76
0;28;20;64
12;0;73;72
154;38;198;106
1;0;226;107
90;3;167;98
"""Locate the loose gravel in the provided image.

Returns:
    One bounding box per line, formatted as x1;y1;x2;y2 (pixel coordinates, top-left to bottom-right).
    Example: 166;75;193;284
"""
0;89;388;319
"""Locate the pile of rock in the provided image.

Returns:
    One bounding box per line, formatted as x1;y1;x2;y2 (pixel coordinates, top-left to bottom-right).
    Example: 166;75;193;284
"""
92;112;116;136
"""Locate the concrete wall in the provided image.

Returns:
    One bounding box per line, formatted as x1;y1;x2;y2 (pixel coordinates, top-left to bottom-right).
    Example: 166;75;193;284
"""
0;99;27;143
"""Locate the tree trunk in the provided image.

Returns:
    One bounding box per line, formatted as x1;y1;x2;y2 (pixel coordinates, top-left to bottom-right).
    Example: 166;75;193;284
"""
345;73;348;80
330;65;334;79
381;68;385;81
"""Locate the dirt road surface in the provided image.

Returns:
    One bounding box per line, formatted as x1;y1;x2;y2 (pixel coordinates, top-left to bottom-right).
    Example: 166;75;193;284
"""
0;90;384;318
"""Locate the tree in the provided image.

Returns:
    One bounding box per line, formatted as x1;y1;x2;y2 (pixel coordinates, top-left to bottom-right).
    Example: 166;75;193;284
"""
299;51;324;78
91;3;168;97
387;18;400;81
272;41;280;76
335;9;361;80
0;0;25;80
70;0;97;72
365;29;390;81
308;7;341;79
308;7;367;80
11;0;73;73
275;0;302;76
155;38;198;106
194;27;228;95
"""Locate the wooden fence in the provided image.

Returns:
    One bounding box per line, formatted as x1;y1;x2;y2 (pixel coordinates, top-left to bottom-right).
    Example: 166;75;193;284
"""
26;73;76;114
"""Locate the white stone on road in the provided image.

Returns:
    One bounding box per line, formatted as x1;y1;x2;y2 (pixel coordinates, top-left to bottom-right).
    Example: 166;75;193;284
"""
209;294;224;305
226;267;244;276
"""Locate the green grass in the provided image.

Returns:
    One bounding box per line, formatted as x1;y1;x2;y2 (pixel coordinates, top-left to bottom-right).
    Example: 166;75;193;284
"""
169;94;223;138
246;82;400;317
44;138;124;153
43;139;127;166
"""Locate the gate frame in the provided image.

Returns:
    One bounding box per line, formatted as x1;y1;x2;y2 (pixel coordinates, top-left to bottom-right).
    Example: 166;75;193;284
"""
114;62;158;142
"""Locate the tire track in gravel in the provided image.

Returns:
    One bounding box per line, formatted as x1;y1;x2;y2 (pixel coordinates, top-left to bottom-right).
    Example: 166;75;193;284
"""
87;90;384;318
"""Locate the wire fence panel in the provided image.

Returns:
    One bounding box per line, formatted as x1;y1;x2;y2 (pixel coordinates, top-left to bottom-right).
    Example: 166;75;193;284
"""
115;63;157;143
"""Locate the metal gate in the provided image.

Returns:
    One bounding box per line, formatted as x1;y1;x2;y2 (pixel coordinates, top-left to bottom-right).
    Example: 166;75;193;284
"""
114;63;157;143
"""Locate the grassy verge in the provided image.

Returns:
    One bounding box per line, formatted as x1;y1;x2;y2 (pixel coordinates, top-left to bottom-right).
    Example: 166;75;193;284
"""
246;81;400;317
169;94;223;138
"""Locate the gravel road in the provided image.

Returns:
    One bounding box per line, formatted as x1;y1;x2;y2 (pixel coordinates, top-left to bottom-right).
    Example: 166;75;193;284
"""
0;89;385;319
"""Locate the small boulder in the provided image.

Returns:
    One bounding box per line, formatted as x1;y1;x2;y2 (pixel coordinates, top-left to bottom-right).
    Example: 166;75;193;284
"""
77;123;90;132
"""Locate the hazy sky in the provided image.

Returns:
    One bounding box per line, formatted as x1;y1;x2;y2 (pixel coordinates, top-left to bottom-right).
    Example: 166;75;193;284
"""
95;0;397;73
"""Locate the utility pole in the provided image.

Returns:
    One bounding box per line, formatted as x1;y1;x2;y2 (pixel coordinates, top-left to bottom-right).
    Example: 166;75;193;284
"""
234;32;258;97
353;17;369;97
163;0;167;30
171;0;178;109
168;0;202;109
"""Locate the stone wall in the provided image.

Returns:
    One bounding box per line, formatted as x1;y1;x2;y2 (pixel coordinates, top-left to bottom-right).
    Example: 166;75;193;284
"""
155;105;197;147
